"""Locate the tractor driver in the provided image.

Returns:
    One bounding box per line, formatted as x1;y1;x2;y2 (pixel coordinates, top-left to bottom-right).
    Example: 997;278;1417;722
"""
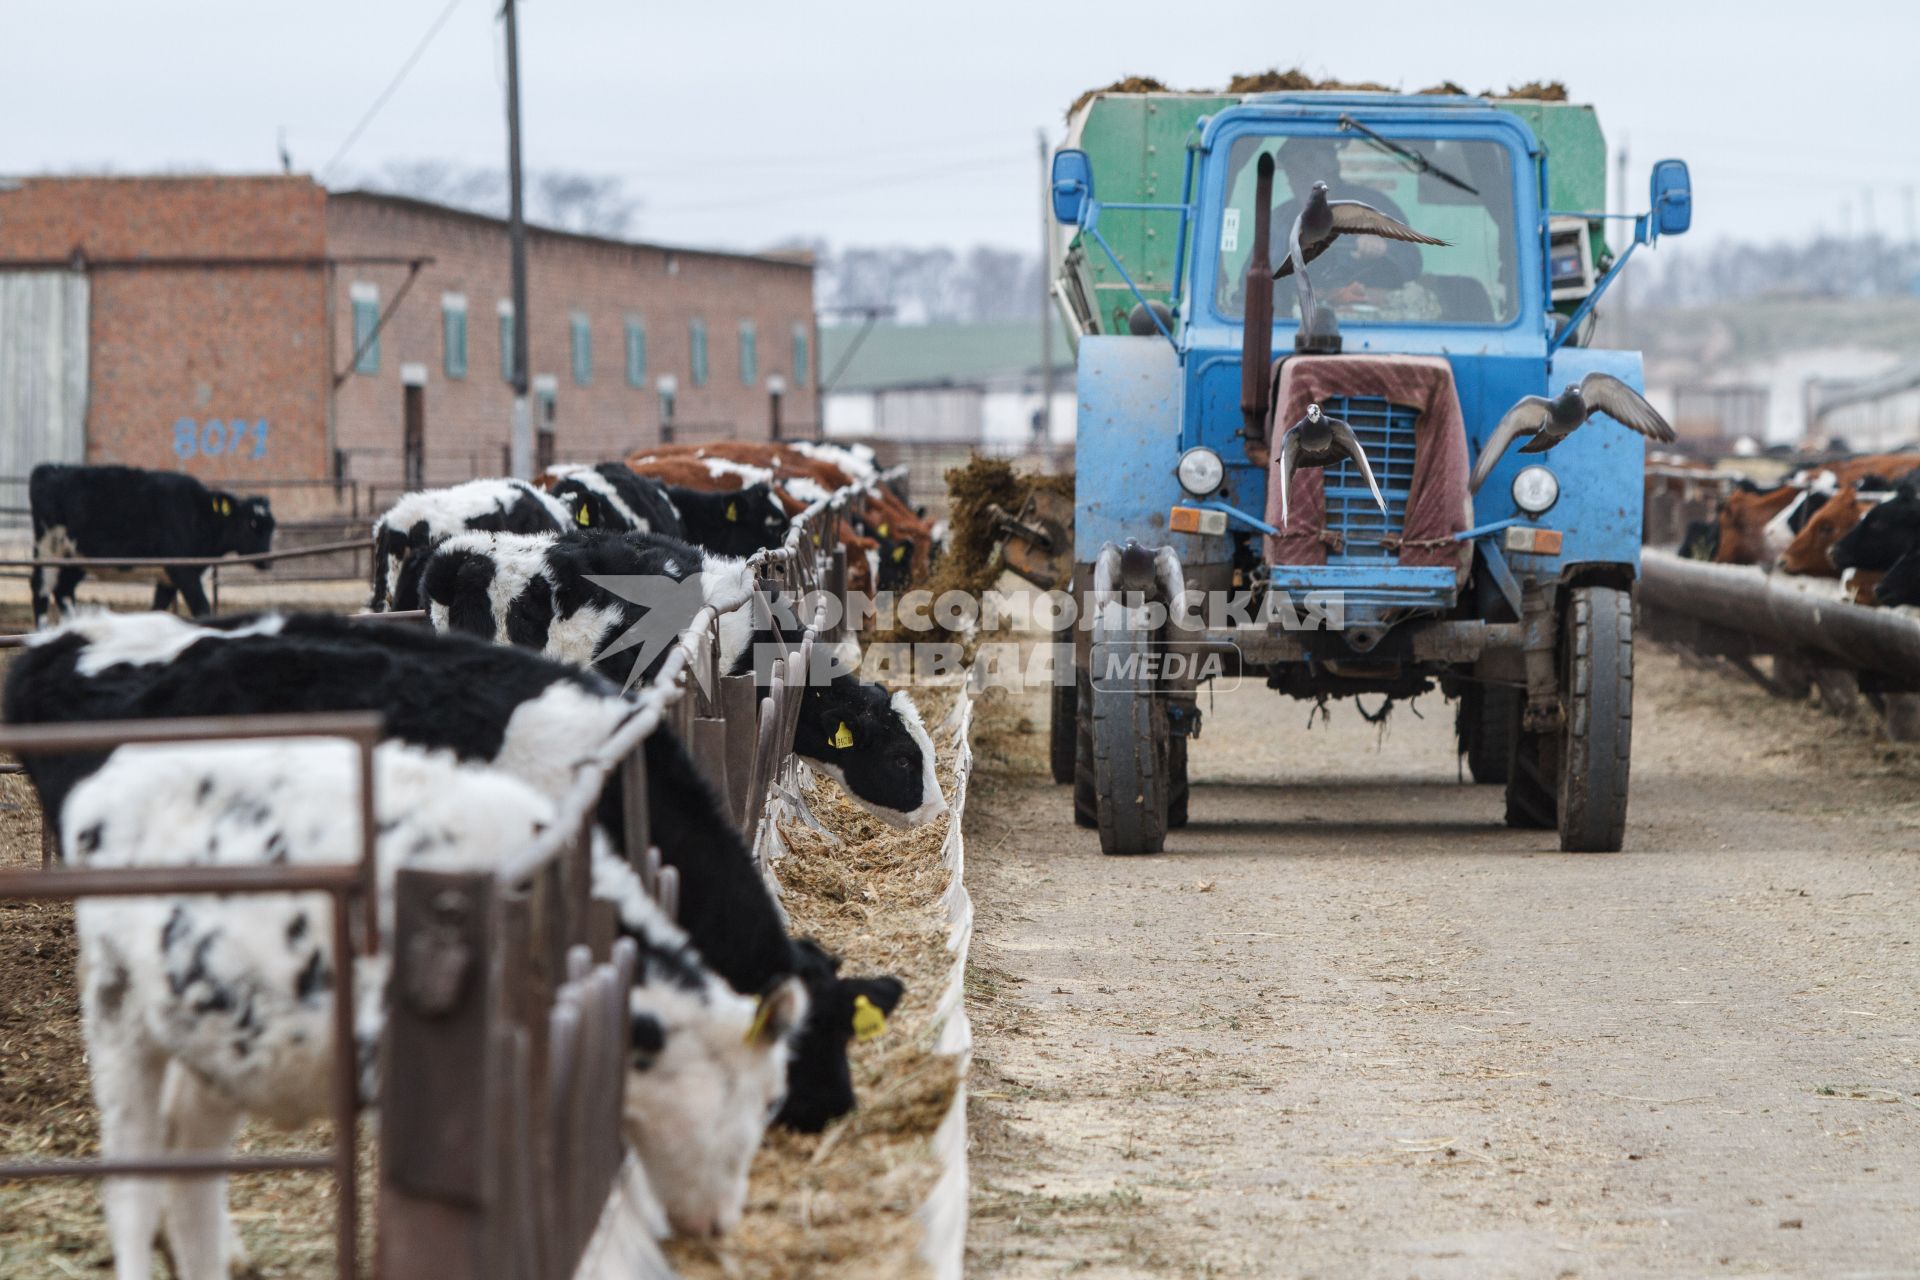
1267;136;1438;321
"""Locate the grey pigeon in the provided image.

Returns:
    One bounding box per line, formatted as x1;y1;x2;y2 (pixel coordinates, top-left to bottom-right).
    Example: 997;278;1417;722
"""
1274;181;1449;322
1277;403;1387;528
1469;373;1677;492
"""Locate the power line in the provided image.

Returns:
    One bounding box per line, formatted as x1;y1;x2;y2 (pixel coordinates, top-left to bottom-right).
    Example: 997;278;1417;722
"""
319;0;467;184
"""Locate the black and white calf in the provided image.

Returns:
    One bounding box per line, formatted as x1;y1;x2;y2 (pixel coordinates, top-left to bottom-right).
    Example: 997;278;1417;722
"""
66;738;804;1274
420;529;758;687
369;478;571;611
418;528;946;827
663;481;793;558
547;463;687;537
28;463;275;627
6;612;910;1133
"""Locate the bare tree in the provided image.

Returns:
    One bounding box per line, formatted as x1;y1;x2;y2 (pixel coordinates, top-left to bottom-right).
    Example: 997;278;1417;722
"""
345;161;640;237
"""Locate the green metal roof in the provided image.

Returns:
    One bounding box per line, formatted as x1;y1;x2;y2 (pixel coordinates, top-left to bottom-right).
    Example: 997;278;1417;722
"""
820;319;1073;392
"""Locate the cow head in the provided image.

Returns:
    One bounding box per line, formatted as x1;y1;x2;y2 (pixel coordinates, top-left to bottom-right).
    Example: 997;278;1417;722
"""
795;677;945;827
553;477;638;533
622;973;807;1237
775;938;906;1132
1779;485;1865;577
712;482;792;558
211;492;275;565
1713;486;1797;566
1874;550;1920;608
1832;485;1920;573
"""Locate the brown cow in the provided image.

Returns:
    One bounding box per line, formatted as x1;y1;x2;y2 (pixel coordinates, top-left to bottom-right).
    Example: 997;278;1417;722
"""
1779;484;1871;576
1800;453;1920;489
1713;485;1801;565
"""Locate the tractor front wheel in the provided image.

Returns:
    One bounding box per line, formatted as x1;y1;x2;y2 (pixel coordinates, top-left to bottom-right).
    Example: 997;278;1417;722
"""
1555;584;1634;853
1090;617;1169;856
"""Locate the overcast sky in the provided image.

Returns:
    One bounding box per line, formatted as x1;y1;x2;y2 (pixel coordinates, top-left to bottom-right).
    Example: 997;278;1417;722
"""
4;0;1913;258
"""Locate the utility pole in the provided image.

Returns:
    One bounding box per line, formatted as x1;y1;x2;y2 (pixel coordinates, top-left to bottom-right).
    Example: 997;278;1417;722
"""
503;0;533;478
1036;129;1055;445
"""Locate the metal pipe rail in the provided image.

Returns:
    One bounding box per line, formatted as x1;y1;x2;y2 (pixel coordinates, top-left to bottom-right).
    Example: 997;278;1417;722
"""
1641;549;1920;682
0;535;374;571
0;711;383;1280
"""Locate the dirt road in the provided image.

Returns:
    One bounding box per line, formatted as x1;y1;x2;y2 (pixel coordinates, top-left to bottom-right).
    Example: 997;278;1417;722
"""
964;646;1920;1278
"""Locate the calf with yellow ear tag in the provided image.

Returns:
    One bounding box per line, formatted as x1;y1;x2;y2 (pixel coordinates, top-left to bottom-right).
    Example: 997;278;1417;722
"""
792;675;946;828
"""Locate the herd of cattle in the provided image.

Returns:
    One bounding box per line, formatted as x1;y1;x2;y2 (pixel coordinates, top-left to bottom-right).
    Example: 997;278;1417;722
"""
1672;450;1920;608
7;441;946;1274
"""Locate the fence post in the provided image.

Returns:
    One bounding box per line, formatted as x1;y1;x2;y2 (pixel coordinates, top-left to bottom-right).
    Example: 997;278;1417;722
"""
720;673;758;829
380;868;497;1280
690;716;731;816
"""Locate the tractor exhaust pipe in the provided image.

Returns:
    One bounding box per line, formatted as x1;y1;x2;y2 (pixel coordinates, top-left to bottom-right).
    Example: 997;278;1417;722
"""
1240;152;1276;467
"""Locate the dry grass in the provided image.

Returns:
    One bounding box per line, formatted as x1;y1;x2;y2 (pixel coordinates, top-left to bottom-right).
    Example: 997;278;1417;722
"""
667;687;968;1280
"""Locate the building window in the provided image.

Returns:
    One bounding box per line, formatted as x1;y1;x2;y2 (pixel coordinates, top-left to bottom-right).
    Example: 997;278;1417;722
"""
738;320;758;387
442;294;468;380
498;300;516;383
792;324;809;388
689;318;709;387
625;317;647;388
570;312;593;386
350;283;380;375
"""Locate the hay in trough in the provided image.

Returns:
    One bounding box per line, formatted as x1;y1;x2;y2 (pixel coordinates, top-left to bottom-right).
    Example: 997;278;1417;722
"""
667;688;967;1280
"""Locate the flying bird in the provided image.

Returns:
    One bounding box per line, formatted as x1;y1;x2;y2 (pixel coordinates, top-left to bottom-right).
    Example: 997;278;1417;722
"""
1469;373;1677;492
1277;403;1387;528
1274;181;1449;321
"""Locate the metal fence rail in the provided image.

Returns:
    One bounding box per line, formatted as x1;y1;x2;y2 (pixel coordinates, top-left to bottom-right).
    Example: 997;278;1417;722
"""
0;711;384;1280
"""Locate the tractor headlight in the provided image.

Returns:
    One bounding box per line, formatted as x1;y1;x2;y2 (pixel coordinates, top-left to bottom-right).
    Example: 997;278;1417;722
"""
1176;447;1225;497
1511;465;1560;516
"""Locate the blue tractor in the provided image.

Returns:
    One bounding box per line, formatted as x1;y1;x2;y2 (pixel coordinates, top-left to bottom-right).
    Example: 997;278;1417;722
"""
1044;89;1692;854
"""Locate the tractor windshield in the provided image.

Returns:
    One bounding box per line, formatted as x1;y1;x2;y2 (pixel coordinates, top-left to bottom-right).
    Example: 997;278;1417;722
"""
1213;132;1519;327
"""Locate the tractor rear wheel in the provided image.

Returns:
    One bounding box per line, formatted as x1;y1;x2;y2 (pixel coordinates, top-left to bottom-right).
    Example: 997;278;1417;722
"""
1556;584;1634;853
1090;617;1168;856
1049;642;1077;784
1167;734;1189;829
1504;721;1557;829
1459;684;1518;784
1073;663;1096;828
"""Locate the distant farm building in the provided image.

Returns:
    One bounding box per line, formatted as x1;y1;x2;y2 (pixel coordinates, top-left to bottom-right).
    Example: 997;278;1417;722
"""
0;176;816;518
820;319;1075;450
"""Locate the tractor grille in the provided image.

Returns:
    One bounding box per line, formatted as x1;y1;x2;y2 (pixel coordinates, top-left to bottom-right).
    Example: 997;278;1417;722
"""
1320;396;1419;563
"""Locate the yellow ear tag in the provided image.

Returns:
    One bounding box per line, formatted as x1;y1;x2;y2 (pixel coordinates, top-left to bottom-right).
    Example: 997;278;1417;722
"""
852;993;887;1042
744;995;775;1045
576;505;591;527
726;501;738;522
831;721;854;749
216;497;231;516
892;545;908;562
878;523;889;537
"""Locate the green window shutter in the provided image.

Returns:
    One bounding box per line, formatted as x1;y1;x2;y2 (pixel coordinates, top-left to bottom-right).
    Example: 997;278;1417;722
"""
499;309;516;382
738;321;758;387
571;313;592;385
792;324;808;388
690;319;708;386
625;318;647;388
443;306;468;379
351;298;380;374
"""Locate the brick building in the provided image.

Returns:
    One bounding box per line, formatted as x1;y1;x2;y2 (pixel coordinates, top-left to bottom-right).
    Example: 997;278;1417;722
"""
0;175;817;518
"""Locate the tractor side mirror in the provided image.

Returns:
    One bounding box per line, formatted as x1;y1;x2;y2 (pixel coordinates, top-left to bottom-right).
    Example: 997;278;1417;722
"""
1051;149;1094;226
1649;159;1691;237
